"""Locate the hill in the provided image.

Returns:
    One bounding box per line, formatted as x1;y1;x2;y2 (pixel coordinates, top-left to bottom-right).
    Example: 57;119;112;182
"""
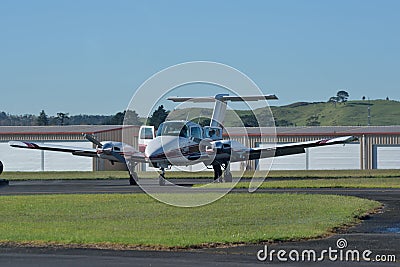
268;100;400;126
167;99;400;127
1;99;399;126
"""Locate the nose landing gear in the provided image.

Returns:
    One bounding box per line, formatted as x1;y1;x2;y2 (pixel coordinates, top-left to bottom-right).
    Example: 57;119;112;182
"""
212;162;232;182
159;168;166;186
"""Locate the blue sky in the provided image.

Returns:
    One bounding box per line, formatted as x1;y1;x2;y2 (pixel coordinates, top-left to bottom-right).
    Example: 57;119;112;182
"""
1;0;399;116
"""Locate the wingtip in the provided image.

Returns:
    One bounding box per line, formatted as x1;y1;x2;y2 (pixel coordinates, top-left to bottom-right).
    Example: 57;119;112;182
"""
8;141;38;148
349;136;359;142
332;136;359;144
8;141;22;147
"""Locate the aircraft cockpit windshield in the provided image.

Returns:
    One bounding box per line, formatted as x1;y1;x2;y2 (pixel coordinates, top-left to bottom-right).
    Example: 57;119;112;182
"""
204;126;222;140
157;121;189;138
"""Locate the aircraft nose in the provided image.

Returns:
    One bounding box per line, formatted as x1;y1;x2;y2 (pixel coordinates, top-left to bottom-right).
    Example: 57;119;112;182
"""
145;139;165;160
145;136;179;161
146;148;164;160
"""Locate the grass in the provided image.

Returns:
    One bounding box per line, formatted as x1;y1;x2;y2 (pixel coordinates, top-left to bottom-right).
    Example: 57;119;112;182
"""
2;169;400;181
3;169;400;189
200;178;400;189
0;193;380;249
258;169;400;179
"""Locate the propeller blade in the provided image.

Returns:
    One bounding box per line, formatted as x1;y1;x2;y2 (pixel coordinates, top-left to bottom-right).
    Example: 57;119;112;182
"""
0;161;3;175
110;151;126;163
83;133;103;148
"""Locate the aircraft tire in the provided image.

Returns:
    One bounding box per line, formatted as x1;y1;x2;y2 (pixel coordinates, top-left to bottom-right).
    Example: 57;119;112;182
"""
129;173;138;185
0;162;8;186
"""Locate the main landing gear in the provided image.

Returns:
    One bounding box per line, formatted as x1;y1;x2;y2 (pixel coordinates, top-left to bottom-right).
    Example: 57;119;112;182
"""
212;162;232;183
159;168;166;186
128;161;166;186
128;170;166;186
0;161;9;186
129;172;138;185
127;161;138;186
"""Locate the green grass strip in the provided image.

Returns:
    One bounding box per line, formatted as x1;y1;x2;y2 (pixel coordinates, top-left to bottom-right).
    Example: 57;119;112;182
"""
201;177;400;189
0;193;380;248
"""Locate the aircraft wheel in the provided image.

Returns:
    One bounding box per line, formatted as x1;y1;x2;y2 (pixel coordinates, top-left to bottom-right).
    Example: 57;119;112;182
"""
0;161;8;186
129;173;138;186
159;174;166;186
212;164;222;181
224;172;232;182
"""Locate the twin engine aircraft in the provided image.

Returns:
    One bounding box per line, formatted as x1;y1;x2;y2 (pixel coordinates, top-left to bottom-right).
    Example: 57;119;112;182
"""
9;94;357;186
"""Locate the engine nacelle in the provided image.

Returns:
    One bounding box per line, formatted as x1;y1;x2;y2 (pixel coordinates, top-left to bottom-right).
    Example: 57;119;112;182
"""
213;141;231;155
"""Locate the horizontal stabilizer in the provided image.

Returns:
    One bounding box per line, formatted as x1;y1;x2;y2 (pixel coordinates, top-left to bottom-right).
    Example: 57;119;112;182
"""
167;94;278;103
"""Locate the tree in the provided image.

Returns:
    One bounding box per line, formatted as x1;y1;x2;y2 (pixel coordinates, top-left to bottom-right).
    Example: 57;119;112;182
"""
240;114;259;127
124;110;142;125
191;117;211;127
328;96;339;107
108;112;125;125
148;105;169;129
306;115;320;126
37;110;49;126
57;112;69;126
275;118;294;127
108;110;142;125
336;90;349;102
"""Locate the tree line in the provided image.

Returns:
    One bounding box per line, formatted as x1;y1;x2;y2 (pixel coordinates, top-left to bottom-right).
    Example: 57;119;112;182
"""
0;110;142;126
0;107;166;127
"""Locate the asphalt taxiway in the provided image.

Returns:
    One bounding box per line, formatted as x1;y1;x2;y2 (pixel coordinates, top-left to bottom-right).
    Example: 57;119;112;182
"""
0;179;399;266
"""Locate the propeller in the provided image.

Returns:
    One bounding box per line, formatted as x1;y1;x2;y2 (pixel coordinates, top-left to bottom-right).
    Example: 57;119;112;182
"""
0;161;3;175
111;151;126;163
101;143;127;163
83;133;103;148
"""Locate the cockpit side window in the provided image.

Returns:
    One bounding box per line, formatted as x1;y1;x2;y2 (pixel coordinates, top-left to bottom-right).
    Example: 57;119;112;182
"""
156;124;164;137
179;125;189;138
156;122;189;137
204;126;222;140
140;127;154;139
190;126;202;139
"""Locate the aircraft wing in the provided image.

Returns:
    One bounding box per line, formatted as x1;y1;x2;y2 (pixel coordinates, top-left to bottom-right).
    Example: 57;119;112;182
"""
247;136;358;160
129;153;148;163
9;141;98;157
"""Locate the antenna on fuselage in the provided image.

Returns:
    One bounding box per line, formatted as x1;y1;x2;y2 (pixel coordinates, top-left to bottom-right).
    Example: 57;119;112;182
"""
167;94;278;128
